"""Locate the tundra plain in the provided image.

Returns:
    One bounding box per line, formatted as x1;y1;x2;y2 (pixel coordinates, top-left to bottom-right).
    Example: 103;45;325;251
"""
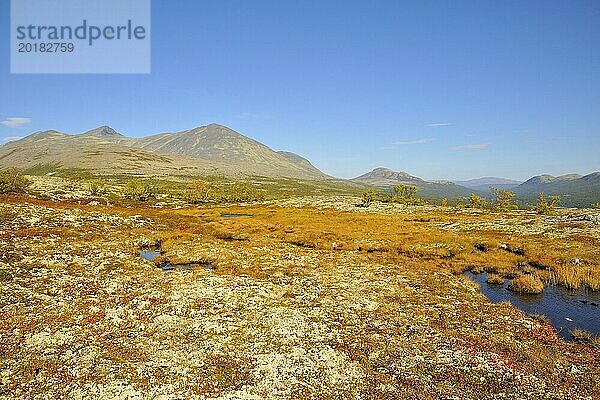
1;175;599;399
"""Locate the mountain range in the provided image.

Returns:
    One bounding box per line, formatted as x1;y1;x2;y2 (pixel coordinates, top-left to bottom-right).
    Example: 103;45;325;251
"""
1;123;598;206
513;173;600;207
351;167;479;198
455;177;522;192
0;124;327;179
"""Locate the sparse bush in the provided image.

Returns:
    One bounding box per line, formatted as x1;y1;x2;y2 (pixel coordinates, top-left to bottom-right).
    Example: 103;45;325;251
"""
534;192;560;214
360;186;424;206
186;179;215;203
508;274;544;294
594;202;600;209
391;184;423;205
87;179;107;196
226;182;267;202
0;168;31;194
122;178;156;201
186;180;266;204
492;188;518;211
393;184;417;199
361;189;378;207
468;193;488;209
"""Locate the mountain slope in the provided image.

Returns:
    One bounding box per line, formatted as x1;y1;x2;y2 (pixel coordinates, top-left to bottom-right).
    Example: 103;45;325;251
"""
130;124;327;178
0;124;330;179
519;173;582;187
352;167;479;198
456;177;521;192
0;129;225;175
79;125;137;146
353;167;423;186
513;172;600;207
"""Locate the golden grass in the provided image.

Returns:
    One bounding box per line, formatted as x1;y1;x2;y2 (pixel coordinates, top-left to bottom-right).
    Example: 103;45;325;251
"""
508;275;544;294
485;273;505;285
570;328;593;343
553;264;600;290
529;313;550;324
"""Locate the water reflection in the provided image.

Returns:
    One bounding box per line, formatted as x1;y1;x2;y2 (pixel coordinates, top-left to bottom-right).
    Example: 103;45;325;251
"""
465;271;599;339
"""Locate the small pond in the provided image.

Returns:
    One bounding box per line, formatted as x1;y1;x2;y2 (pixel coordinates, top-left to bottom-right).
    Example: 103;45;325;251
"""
465;271;600;339
139;250;162;261
139;249;215;271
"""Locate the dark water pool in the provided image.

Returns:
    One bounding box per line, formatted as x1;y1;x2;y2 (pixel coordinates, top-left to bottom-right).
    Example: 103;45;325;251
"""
139;250;214;271
465;271;600;339
156;260;215;271
221;213;254;218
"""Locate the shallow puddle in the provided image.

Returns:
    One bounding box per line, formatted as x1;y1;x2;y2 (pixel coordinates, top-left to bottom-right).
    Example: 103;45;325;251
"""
221;213;254;218
139;250;162;261
139;249;214;271
156;260;215;271
465;271;600;339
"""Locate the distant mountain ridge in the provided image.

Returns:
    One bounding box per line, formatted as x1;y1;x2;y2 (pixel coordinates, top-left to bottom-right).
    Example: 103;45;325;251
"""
352;167;479;198
513;172;600;207
2;124;599;205
83;126;124;138
0;123;328;179
353;167;423;185
520;173;582;186
456;177;522;192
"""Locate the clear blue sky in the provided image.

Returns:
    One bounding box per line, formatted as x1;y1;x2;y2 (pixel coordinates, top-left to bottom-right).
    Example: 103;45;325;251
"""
1;0;599;181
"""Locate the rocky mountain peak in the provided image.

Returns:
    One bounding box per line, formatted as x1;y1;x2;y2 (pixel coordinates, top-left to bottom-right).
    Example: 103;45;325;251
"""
83;126;123;137
356;167;423;182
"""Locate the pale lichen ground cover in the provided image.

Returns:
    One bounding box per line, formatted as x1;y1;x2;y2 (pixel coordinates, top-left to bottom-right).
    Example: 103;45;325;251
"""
1;197;599;399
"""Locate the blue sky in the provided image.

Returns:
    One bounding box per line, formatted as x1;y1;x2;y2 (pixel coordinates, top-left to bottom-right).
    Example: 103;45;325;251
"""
1;0;599;181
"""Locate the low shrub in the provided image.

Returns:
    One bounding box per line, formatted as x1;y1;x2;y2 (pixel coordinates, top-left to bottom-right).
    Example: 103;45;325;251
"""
360;185;425;207
0;168;31;194
186;180;266;204
360;189;378;207
87;179;108;196
534;193;560;215
492;188;519;211
0;207;17;223
468;193;489;209
122;178;157;201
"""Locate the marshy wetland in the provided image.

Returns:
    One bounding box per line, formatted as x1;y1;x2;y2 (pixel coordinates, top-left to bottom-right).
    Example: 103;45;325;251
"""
465;271;600;339
1;175;599;399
